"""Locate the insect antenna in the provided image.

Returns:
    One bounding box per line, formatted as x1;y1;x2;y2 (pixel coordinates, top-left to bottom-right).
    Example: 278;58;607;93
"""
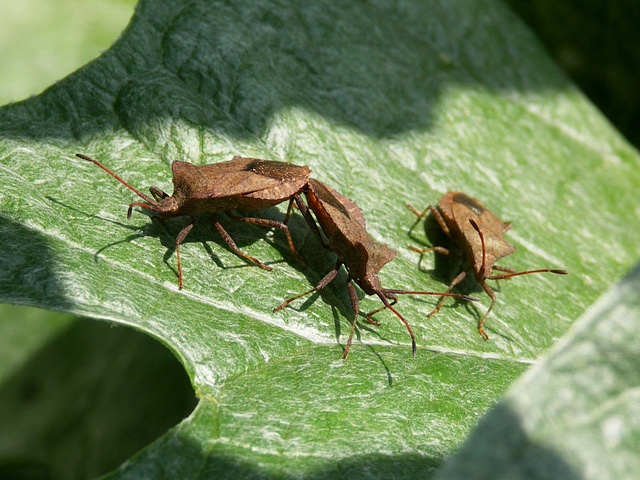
469;218;486;273
467;217;568;279
373;290;480;357
76;154;158;208
382;290;479;302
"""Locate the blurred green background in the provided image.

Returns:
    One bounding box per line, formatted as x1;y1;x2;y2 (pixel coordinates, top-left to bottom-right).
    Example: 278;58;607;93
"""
506;0;640;148
0;0;136;105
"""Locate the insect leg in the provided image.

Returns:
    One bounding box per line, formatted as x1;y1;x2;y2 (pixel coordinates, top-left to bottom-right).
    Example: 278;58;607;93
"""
477;281;496;340
273;261;342;311
407;204;431;218
429;205;452;239
407;204;452;239
283;197;295;223
408;207;458;256
407;204;429;238
363;294;398;326
293;193;329;249
175;219;194;290
227;212;305;264
342;280;361;359
427;270;467;318
409;245;454;256
212;213;273;271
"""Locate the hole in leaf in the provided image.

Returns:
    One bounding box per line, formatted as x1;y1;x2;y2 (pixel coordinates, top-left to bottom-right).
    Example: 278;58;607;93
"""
0;307;197;480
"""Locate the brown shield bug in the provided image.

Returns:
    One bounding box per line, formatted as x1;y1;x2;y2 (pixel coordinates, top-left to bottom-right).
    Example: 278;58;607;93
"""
275;180;479;358
408;191;568;340
76;154;312;289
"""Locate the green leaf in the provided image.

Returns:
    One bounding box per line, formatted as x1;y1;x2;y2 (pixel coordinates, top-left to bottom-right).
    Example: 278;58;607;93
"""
1;0;639;478
0;0;137;106
435;262;640;480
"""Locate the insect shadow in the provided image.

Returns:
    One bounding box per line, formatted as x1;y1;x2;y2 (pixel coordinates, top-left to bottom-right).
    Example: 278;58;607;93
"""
46;195;136;233
274;229;395;351
135;205;315;282
268;212;400;356
151;210;284;271
46;195;299;276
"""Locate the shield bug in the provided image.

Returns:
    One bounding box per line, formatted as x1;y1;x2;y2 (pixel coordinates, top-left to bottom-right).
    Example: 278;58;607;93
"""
276;180;479;358
77;154;312;289
408;191;567;339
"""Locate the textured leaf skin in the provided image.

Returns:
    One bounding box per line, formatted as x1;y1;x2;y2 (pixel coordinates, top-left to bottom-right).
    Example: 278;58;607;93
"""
1;0;639;478
435;263;640;480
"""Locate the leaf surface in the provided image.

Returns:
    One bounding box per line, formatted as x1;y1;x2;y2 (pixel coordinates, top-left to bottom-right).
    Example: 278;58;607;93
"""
436;263;640;480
